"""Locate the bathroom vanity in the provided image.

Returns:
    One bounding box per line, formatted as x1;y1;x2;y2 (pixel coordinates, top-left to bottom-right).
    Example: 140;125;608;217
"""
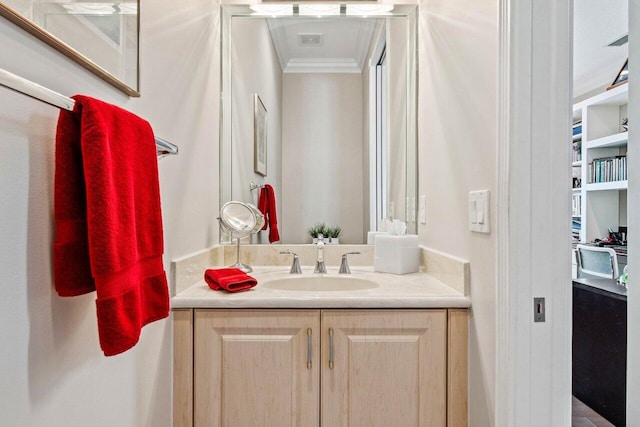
172;262;470;427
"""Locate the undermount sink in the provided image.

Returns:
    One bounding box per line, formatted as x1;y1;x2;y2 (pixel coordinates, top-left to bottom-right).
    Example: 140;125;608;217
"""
262;275;379;292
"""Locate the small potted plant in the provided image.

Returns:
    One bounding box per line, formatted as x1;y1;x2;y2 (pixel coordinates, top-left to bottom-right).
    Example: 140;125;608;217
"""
307;223;328;244
327;225;342;244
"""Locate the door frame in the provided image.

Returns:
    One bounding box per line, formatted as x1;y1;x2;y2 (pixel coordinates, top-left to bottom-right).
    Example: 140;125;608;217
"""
499;1;640;424
496;0;573;425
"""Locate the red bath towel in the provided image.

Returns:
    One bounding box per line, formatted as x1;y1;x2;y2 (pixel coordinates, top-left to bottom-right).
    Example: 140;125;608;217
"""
54;95;169;356
258;184;280;243
204;268;258;292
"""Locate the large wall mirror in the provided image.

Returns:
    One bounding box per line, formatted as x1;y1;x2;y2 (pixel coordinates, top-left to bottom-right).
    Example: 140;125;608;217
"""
220;4;417;244
0;0;139;96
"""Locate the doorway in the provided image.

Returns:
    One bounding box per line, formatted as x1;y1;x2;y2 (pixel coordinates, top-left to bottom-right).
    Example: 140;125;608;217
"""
571;2;628;425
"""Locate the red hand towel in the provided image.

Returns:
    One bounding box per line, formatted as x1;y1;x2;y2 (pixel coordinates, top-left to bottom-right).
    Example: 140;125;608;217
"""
204;268;258;292
54;95;169;357
257;184;280;243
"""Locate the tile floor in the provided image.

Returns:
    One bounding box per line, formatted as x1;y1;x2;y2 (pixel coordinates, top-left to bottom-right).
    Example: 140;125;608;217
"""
572;396;615;427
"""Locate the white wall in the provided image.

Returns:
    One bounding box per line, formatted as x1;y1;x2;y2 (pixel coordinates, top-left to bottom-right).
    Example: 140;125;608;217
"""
281;73;364;244
230;18;283;245
418;0;497;425
0;0;220;425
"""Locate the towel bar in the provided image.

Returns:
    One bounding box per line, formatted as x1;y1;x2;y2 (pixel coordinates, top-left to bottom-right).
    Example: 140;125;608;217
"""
0;68;178;158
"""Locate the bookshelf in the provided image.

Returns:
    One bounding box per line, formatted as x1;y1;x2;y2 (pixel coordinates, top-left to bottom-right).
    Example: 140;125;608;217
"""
572;106;582;244
573;83;628;244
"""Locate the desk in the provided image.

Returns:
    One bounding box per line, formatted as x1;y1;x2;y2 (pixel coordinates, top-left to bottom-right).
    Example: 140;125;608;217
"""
572;278;627;426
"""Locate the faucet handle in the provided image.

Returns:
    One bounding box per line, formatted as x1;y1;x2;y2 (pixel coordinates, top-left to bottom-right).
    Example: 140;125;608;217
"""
339;252;361;274
280;251;302;274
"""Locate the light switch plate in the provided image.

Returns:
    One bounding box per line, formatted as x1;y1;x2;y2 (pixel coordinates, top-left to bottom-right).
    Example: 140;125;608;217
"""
469;190;490;233
418;195;426;224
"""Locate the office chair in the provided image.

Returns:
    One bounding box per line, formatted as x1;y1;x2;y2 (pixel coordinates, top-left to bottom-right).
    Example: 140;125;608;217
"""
575;244;619;279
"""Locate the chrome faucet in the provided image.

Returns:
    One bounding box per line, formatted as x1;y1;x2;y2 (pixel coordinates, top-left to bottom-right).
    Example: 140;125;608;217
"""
280;251;302;274
314;234;327;274
339;252;361;274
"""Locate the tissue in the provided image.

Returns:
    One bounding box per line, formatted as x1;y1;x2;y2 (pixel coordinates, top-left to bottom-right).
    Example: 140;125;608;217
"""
391;219;407;235
380;219;407;235
368;218;407;244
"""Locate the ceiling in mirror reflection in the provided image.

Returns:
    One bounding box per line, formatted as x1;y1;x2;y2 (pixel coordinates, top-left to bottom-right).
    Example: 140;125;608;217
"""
267;18;379;73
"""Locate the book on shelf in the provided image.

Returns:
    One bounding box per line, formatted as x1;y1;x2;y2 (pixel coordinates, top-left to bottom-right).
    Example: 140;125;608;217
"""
571;193;581;217
587;155;627;183
571;218;581;243
572;121;582;142
572;121;582;136
572;140;582;163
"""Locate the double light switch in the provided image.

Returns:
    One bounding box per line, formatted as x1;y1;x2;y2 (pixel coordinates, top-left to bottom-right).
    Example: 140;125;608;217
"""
469;190;490;233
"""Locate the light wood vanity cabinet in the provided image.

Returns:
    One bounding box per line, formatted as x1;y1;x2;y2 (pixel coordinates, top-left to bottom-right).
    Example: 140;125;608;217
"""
322;310;447;427
194;310;320;427
174;308;468;427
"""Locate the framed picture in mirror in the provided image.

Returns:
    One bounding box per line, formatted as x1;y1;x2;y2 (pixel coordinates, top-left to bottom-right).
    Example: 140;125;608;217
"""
254;94;267;176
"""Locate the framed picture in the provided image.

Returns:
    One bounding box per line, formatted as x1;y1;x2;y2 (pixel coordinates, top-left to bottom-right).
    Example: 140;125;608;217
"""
254;94;267;176
608;59;628;90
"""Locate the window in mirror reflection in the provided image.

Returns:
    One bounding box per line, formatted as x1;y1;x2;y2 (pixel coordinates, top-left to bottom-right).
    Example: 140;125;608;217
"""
373;44;387;233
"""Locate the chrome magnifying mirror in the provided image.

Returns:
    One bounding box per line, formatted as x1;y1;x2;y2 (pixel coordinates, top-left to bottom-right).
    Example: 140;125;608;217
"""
219;201;264;272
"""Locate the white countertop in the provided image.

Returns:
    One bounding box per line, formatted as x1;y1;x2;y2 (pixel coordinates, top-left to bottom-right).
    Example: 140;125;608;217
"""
172;266;471;309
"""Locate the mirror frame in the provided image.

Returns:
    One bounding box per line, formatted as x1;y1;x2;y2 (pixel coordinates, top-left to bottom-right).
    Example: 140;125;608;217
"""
0;2;140;97
219;4;419;243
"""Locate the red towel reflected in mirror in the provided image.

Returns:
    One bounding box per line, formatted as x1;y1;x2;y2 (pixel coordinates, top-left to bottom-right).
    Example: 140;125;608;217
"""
257;184;280;243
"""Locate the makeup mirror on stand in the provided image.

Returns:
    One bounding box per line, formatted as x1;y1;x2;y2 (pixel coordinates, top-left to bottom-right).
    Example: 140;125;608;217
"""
218;201;265;272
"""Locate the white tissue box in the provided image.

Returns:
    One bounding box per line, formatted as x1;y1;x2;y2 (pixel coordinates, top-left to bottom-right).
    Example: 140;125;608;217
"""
373;234;420;275
367;231;388;245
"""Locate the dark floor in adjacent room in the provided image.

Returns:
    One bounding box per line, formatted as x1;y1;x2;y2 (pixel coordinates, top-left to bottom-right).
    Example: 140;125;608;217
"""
572;396;615;427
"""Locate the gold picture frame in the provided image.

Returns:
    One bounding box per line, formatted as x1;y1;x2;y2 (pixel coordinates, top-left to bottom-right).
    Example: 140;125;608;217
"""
0;2;140;96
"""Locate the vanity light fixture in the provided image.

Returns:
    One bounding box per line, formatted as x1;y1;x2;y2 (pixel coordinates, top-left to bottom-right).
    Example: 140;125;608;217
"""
61;2;137;15
249;4;294;16
298;4;341;16
248;3;395;17
345;4;394;16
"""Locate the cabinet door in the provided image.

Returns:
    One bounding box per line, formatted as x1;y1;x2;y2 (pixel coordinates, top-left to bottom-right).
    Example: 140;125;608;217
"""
194;309;320;427
321;310;447;427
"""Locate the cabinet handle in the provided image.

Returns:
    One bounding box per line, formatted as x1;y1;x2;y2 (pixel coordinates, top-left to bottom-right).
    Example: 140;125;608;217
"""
328;327;334;369
307;328;312;369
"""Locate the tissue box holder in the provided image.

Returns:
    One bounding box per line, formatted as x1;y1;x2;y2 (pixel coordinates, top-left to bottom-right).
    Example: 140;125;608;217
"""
374;234;419;275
